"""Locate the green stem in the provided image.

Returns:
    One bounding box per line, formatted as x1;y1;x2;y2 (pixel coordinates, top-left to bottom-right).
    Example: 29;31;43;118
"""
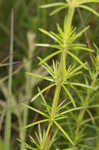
51;83;61;120
75;74;97;143
43;3;75;149
65;5;75;34
19;33;35;150
4;8;14;150
62;5;75;74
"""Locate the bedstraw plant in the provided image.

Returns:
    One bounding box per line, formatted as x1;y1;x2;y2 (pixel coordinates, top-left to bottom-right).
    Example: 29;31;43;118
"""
24;0;99;149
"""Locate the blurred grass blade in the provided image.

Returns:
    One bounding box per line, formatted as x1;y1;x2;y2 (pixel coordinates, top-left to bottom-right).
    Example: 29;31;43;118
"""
4;8;14;150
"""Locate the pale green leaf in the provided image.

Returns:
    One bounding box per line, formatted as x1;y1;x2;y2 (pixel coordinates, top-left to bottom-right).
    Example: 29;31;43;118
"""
40;3;66;8
39;28;58;41
40;50;62;64
50;6;67;16
67;51;88;69
25;119;49;128
26;72;53;82
87;109;95;124
79;5;99;17
38;87;51;114
62;85;76;107
72;26;89;41
38;57;54;78
23;104;48;118
56;24;64;37
78;0;99;5
64;81;95;89
31;83;55;101
54;120;74;145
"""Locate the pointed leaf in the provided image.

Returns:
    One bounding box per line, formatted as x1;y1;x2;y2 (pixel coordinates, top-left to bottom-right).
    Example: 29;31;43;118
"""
40;3;66;8
78;0;99;5
24;104;48;118
25;119;49;128
64;81;95;89
31;83;55;102
40;50;62;64
39;28;58;41
79;5;99;17
38;87;51;114
26;72;53;82
67;51;88;69
38;58;54;78
62;85;76;107
50;6;67;16
56;24;64;37
54;121;74;145
73;26;89;41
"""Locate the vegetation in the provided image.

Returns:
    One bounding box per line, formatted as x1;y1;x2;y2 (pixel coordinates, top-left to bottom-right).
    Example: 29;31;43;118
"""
0;0;99;150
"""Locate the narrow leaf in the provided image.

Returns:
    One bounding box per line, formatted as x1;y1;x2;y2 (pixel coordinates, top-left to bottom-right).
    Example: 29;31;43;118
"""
56;24;64;37
40;50;62;64
31;83;55;102
23;104;48;118
73;26;89;41
67;51;88;69
62;85;76;107
54;121;74;145
87;109;95;124
50;6;67;16
38;87;51;114
40;3;66;8
39;28;58;41
79;5;99;17
25;119;49;128
26;72;53;82
78;0;99;5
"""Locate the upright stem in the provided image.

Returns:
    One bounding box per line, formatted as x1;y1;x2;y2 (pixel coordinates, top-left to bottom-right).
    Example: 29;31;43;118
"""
20;33;35;150
43;3;75;149
62;5;75;72
51;83;61;120
4;8;14;150
75;75;97;143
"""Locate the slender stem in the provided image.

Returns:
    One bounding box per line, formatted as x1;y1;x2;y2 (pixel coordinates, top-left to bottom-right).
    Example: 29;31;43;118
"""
75;76;97;143
51;83;61;120
43;122;53;150
43;3;76;149
62;5;75;73
4;8;14;150
64;5;75;34
19;33;35;150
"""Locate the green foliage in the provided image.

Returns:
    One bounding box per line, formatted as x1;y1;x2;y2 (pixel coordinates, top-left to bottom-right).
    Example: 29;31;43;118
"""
24;0;99;150
0;0;99;150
